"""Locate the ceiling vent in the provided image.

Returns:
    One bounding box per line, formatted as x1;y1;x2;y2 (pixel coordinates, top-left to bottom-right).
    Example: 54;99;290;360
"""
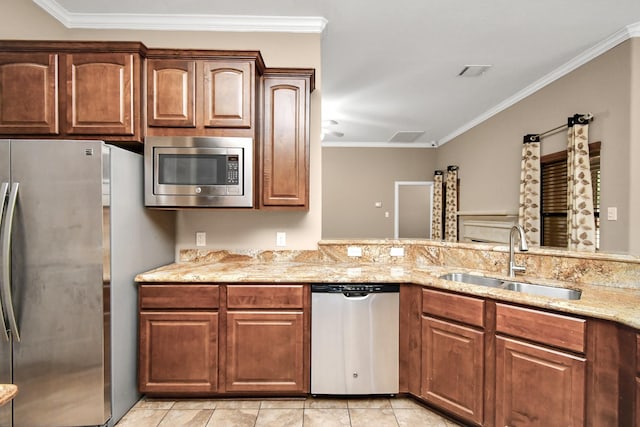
388;131;425;143
458;65;492;77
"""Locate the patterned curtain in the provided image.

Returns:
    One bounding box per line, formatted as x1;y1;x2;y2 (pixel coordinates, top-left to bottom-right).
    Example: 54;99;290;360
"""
518;135;541;246
431;170;444;240
445;166;458;241
567;114;596;251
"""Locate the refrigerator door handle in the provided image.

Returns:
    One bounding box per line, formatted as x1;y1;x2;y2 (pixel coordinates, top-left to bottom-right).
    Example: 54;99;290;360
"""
1;182;19;342
0;182;9;341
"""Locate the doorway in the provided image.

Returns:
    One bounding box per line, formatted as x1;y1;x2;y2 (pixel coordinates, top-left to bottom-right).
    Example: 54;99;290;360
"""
394;181;433;239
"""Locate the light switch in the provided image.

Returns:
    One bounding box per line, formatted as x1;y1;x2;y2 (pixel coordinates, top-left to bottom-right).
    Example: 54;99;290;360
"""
607;207;617;221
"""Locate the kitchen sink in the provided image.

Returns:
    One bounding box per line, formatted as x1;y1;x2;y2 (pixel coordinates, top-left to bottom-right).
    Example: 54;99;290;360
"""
500;281;582;300
439;272;505;287
439;273;582;300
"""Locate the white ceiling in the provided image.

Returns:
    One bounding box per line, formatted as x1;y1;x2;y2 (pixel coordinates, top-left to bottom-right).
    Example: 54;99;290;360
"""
35;0;640;146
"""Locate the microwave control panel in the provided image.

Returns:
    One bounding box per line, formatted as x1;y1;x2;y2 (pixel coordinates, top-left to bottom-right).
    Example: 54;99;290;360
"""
226;155;239;185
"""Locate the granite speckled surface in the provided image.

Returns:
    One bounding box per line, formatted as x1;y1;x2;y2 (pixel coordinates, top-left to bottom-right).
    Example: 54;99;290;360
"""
136;241;640;329
0;384;17;406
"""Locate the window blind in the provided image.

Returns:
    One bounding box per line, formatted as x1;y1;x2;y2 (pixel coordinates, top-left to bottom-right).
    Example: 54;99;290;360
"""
541;142;600;249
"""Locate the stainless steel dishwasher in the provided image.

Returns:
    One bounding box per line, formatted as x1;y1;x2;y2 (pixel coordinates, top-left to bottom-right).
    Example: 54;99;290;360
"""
311;283;399;395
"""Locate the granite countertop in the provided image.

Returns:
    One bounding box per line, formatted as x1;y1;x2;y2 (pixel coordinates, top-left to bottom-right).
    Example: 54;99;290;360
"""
136;260;640;330
0;384;17;406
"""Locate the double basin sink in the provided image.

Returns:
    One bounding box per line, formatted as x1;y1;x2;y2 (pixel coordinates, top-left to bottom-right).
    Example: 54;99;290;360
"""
440;272;582;300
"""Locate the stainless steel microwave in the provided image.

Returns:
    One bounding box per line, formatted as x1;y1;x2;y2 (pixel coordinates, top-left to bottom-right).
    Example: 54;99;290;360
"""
144;136;253;208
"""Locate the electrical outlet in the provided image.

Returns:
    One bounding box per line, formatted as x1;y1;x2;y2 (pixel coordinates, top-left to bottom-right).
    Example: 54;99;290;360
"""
347;246;362;257
607;207;618;221
276;232;287;247
196;232;206;247
390;247;404;257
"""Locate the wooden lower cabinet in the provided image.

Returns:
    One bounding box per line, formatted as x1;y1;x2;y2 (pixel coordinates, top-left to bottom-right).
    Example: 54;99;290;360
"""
421;316;484;425
495;336;586;427
138;283;309;396
636;333;640;427
139;311;218;394
225;311;305;393
635;377;640;427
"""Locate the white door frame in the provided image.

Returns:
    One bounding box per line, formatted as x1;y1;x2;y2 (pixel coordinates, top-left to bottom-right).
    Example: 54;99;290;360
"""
394;181;434;239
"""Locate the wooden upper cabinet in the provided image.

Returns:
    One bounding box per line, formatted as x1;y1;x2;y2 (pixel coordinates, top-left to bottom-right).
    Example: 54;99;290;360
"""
65;52;135;135
147;59;196;127
261;70;314;209
0;52;59;135
203;61;251;128
0;41;144;143
145;52;263;136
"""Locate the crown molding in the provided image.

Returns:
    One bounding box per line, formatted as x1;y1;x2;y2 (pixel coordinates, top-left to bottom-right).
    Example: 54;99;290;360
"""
438;21;640;146
322;141;437;149
33;0;328;33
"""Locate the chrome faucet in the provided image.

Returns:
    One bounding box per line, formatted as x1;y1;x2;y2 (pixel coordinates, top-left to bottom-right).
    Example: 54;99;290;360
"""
508;225;529;277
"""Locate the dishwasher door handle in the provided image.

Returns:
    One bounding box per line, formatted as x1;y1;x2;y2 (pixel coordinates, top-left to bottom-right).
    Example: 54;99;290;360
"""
342;292;371;299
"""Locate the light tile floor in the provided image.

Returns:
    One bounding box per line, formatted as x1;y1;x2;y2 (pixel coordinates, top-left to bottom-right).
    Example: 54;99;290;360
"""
116;397;464;427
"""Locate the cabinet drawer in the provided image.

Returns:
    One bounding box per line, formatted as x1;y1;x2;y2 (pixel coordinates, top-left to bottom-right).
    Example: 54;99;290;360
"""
227;285;305;309
496;303;585;353
422;289;484;328
139;284;219;309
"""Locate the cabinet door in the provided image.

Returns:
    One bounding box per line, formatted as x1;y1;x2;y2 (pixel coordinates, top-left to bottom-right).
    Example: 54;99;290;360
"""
636;377;640;427
496;336;586;427
65;52;135;135
203;61;251;128
226;311;305;392
637;334;640;427
421;316;484;425
139;311;218;393
262;77;309;208
0;53;58;134
147;59;196;127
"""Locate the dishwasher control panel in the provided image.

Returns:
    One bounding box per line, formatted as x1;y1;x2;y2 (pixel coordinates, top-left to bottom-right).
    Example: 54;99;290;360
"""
311;283;399;294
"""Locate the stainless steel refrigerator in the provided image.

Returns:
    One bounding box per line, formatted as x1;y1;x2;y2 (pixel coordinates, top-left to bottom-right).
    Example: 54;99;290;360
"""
0;140;175;427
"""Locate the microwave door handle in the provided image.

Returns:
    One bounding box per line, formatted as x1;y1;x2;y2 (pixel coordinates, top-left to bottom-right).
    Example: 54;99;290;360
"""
0;183;10;341
1;183;19;342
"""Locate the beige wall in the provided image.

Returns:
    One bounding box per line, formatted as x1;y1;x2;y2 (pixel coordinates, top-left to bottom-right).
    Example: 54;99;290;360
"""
436;40;636;253
6;0;639;254
1;0;322;254
322;147;436;238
